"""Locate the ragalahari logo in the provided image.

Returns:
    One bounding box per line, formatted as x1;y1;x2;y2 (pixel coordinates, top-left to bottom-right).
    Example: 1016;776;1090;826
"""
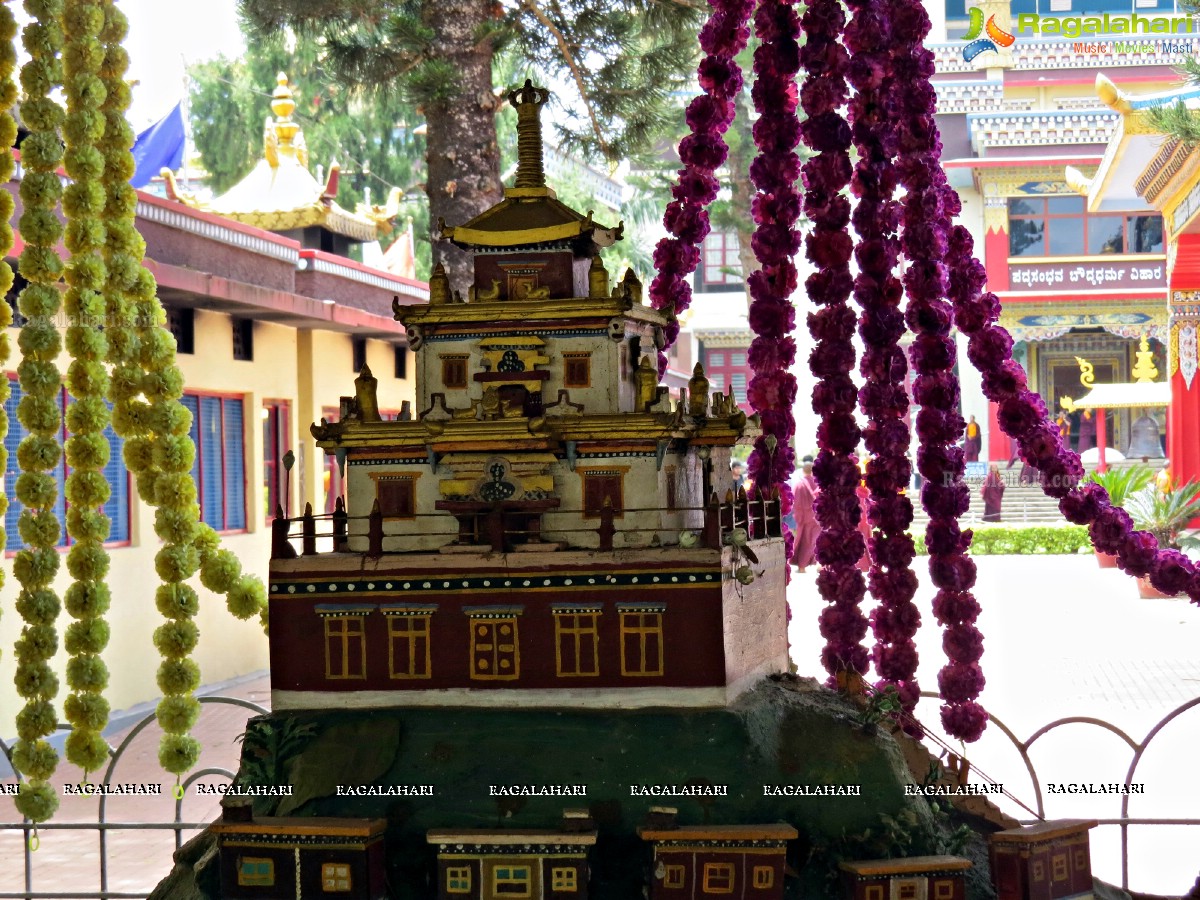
962;6;1016;62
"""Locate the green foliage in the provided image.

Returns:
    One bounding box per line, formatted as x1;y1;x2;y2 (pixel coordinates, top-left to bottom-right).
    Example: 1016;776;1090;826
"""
234;718;319;813
912;524;1092;556
1085;464;1154;508
854;685;902;733
1126;480;1200;550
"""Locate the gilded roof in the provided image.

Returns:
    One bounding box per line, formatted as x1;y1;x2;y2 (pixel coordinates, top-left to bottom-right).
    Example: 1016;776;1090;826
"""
165;73;399;242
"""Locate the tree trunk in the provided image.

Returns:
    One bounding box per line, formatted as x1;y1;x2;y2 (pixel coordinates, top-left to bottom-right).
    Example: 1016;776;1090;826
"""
728;91;759;313
423;0;504;292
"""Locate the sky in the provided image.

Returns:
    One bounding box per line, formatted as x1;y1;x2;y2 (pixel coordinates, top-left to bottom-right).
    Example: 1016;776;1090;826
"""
122;0;246;129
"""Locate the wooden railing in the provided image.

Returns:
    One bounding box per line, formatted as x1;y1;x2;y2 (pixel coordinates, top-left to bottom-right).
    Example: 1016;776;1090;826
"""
270;490;784;560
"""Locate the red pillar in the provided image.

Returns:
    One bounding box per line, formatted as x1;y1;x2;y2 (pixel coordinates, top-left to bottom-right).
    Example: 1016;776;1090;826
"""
1096;408;1108;473
1168;370;1200;488
987;399;1008;463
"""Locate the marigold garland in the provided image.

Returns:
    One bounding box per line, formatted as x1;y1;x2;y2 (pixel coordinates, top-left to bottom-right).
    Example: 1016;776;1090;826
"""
0;1;19;667
60;0;114;777
648;0;753;371
799;0;871;680
12;0;66;823
844;0;923;733
743;0;801;519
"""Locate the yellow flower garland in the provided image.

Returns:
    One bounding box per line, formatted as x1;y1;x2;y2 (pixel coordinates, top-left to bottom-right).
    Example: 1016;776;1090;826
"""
12;0;65;825
94;0;267;777
0;0;17;702
60;0;112;777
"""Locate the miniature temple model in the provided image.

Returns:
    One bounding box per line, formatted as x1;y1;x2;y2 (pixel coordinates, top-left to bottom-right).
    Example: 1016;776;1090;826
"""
268;82;786;710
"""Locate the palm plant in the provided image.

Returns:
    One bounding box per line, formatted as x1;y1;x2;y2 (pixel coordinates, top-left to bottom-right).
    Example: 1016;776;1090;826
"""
1085;464;1154;508
1126;481;1200;550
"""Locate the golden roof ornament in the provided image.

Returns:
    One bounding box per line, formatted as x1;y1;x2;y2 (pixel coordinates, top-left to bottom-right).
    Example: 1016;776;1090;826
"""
163;72;400;242
1132;335;1159;383
508;80;549;191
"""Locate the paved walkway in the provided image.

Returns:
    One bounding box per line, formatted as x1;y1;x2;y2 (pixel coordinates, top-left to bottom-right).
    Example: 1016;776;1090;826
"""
2;555;1197;897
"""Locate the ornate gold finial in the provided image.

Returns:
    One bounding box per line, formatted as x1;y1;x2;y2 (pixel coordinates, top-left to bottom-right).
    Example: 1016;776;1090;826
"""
354;364;382;422
635;355;658;411
1075;356;1096;389
588;256;609;299
429;262;451;305
1095;72;1132;115
688;362;710;418
1132;335;1159;383
621;268;643;305
507;80;549;189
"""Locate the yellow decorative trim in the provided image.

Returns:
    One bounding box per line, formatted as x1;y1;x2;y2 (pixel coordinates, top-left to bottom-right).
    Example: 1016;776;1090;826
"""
1007;254;1166;265
1170;322;1180;378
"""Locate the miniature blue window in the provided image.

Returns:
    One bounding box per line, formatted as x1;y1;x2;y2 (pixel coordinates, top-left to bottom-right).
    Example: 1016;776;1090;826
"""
4;380;130;551
493;865;532;896
446;866;472;893
181;393;247;531
237;857;274;886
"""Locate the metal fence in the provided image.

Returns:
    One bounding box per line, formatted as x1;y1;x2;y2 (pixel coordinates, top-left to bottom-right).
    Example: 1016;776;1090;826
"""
0;696;268;900
2;693;1196;897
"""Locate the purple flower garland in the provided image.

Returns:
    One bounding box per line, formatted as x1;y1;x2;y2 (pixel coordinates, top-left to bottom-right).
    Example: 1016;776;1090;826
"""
844;0;923;734
649;0;754;374
799;0;871;679
744;0;802;507
888;0;988;743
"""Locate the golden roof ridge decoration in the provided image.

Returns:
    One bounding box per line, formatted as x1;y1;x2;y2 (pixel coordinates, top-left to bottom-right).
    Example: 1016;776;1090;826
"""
163;72;401;242
440;80;623;252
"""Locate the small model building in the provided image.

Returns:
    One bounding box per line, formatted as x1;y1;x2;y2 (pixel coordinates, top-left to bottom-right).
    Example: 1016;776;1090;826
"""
839;855;972;900
426;823;597;899
209;816;387;899
270;80;786;711
639;818;797;899
989;819;1097;900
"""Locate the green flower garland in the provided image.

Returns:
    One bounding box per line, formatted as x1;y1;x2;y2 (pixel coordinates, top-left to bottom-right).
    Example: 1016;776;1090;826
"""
95;0;267;778
0;0;18;702
12;0;66;824
60;0;113;777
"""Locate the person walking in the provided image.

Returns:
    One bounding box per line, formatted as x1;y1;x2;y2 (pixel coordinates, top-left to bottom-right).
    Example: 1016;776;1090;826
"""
790;455;820;572
982;464;1005;522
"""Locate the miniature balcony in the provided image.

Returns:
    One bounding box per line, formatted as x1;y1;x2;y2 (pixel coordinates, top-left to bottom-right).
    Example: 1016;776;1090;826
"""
270;489;783;560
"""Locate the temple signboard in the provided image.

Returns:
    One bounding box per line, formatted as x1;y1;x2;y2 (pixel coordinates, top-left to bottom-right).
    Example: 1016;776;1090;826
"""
1009;259;1166;291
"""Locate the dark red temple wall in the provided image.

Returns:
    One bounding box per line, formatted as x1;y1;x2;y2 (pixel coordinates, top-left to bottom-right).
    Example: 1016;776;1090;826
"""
269;583;727;692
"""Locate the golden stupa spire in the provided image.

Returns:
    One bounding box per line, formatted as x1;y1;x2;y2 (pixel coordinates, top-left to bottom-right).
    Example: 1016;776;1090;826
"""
266;72;307;168
507;80;549;191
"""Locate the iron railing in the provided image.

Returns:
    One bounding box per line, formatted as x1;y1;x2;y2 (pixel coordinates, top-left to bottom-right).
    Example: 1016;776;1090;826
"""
0;696;268;900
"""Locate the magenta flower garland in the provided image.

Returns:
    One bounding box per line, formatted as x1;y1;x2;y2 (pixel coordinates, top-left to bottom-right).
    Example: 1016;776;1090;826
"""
887;0;988;743
649;0;754;374
744;0;802;508
844;0;923;733
799;0;871;680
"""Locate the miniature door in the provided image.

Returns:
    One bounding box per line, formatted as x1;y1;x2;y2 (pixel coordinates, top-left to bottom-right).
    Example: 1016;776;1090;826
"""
471;618;520;680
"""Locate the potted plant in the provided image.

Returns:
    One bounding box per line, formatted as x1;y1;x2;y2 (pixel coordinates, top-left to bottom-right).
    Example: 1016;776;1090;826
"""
1085;464;1154;567
1125;481;1200;598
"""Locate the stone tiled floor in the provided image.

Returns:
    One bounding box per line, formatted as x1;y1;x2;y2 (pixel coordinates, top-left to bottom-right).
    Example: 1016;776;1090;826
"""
2;554;1198;897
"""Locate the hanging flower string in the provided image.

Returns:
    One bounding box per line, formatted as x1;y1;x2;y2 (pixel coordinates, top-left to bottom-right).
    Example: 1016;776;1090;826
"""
887;0;989;742
12;0;66;823
799;0;870;680
60;0;116;778
743;0;801;513
0;1;17;658
844;0;923;732
648;0;753;372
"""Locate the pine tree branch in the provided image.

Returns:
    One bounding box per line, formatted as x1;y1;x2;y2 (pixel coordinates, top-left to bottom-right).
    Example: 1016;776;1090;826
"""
519;0;611;158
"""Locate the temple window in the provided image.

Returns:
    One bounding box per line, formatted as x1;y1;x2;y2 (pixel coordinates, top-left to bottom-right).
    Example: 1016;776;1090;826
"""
446;867;472;893
618;605;664;677
1007;197;1163;257
1052;853;1068;881
374;474;417;519
441;355;469;389
492;864;532;895
1074;848;1088;871
385;608;434;678
1032;861;1045;882
933;880;955;900
232;317;254;361
395;346;408;379
752;866;774;889
181;393;247;532
237;857;275;887
663;865;685;887
896;883;918;900
581;470;624;518
167;307;194;354
864;888;883;900
563;352;591;387
467;608;522;681
702;862;734;893
263;400;290;520
552;607;601;676
551;867;578;891
699;231;743;289
321;862;352;892
352;337;367;372
320;610;369;679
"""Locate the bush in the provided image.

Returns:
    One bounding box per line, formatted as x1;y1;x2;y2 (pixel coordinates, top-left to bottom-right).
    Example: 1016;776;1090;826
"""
912;524;1091;556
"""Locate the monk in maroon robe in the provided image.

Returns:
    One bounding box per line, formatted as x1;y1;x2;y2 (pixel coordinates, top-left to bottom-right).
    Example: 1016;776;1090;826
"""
964;415;982;462
790;455;819;571
982;464;1005;522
